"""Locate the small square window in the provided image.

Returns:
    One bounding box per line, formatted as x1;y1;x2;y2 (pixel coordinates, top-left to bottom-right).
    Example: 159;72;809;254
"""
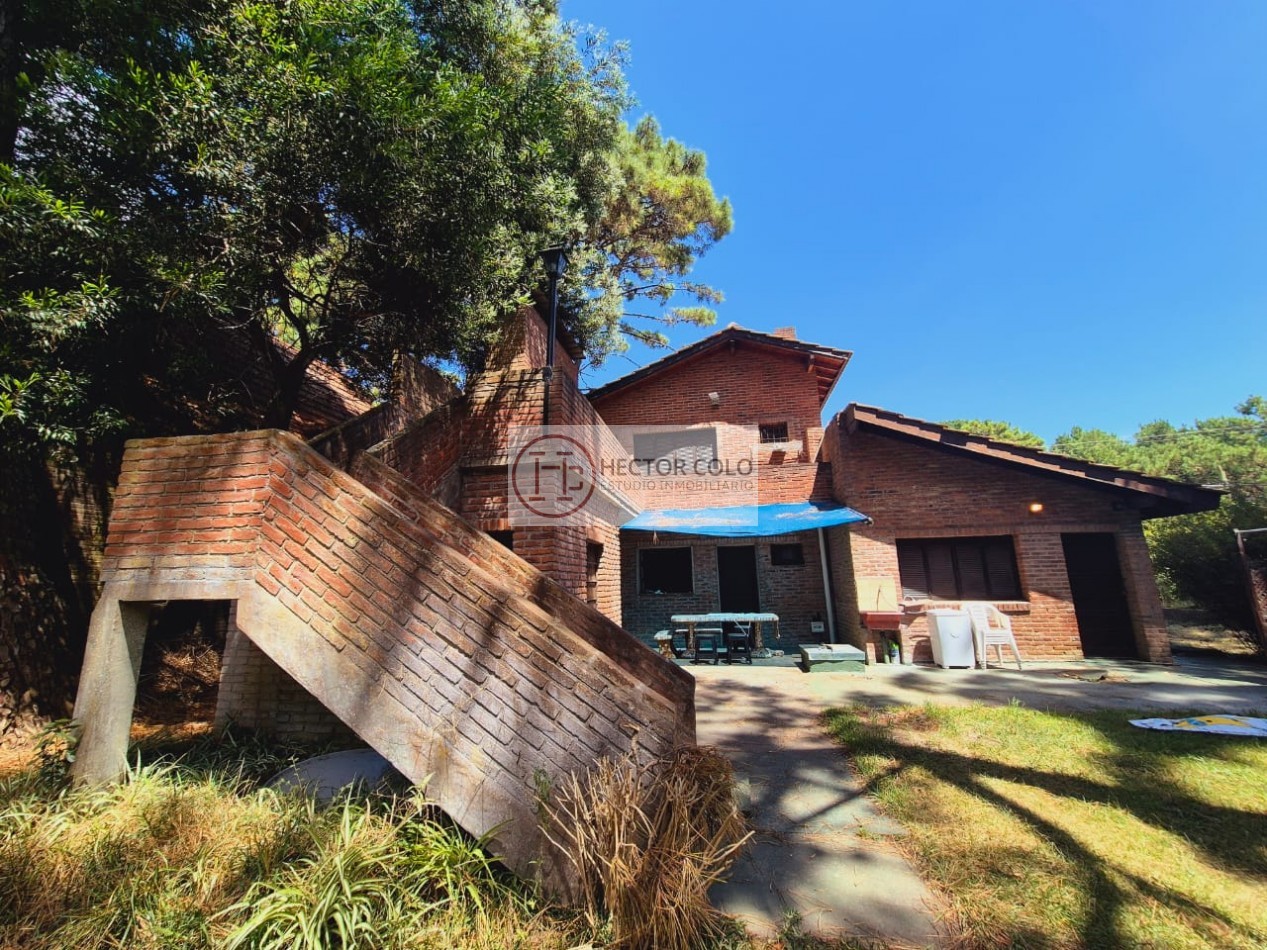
488;530;513;551
770;543;804;566
759;422;790;444
640;547;693;594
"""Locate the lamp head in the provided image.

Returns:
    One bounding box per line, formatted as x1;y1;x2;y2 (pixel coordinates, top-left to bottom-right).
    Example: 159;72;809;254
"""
539;246;569;280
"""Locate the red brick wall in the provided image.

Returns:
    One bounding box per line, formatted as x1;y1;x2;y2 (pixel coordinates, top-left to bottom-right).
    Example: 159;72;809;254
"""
217;621;355;743
488;306;579;382
590;344;835;509
587;522;622;619
103;432;272;575
757;461;836;504
350;455;629;636
824;523;860;645
593;344;824;456
366;402;465;507
255;433;688;739
309;360;459;468
619;530;830;653
824;421;1170;661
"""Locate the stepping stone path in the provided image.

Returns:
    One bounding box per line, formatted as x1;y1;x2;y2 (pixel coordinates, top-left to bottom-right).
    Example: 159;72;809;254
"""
696;666;944;946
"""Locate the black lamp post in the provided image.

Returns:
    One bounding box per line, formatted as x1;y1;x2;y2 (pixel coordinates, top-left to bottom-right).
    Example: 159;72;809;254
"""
539;245;568;426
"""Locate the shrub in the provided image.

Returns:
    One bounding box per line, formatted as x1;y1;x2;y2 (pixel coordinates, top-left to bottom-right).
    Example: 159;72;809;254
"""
541;745;751;950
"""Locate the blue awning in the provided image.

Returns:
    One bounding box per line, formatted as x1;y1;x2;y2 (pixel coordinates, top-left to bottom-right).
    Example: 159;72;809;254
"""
620;501;871;537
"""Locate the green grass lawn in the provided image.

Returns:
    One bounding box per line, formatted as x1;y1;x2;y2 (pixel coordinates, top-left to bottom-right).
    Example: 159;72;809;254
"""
825;704;1267;949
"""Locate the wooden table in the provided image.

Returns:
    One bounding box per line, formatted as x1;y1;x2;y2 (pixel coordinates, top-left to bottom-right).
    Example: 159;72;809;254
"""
670;612;780;656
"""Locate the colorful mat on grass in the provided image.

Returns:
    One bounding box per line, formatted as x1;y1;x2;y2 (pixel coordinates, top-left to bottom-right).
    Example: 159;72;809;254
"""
1129;716;1267;737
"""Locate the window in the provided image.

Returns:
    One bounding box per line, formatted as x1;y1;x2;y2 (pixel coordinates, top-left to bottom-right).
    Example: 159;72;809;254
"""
770;543;804;566
585;542;603;606
640;547;693;594
633;429;717;469
897;536;1022;601
759;422;789;444
488;530;513;551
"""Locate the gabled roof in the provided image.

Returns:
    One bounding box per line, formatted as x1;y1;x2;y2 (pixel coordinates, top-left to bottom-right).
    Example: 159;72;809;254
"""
587;324;852;405
842;404;1224;518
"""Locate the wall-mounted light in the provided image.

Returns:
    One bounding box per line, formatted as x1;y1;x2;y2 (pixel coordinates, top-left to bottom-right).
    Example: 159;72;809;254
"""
708;391;721;408
1028;502;1044;514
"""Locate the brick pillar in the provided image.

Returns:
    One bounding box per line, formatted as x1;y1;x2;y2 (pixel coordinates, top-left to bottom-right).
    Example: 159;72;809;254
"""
1117;524;1172;663
826;525;861;648
214;607;271;731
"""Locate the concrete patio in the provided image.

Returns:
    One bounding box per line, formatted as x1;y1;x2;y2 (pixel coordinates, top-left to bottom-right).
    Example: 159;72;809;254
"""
699;651;1267;714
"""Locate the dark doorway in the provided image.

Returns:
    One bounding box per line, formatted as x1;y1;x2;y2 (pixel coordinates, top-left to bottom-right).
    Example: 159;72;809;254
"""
1061;533;1137;658
717;545;760;613
132;600;229;738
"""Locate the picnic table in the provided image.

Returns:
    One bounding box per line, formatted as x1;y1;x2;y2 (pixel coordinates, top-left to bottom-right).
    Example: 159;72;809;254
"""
670;612;780;657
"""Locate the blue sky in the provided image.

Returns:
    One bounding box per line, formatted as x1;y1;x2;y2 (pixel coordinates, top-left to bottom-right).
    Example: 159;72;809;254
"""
564;0;1267;444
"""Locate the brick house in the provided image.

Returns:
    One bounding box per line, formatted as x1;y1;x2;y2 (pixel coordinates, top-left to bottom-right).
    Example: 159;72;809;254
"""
350;307;1219;664
589;325;852;655
73;301;1221;885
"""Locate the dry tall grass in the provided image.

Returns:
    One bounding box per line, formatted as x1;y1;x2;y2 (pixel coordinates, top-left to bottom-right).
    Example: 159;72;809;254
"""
0;734;585;949
541;745;752;950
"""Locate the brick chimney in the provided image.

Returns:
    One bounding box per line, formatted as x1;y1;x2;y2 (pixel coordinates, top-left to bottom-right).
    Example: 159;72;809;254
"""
771;326;797;340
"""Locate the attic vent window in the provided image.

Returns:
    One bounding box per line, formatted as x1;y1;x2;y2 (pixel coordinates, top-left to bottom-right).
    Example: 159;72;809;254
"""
759;422;790;444
770;543;804;566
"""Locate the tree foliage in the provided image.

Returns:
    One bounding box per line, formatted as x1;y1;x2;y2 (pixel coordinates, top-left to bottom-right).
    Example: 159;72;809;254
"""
0;0;732;733
565;115;733;361
1;0;730;443
941;418;1046;449
1054;398;1267;630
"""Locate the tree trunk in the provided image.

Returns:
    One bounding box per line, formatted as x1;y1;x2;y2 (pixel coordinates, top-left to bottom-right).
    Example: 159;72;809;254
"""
262;345;317;431
0;0;21;164
0;448;101;741
243;313;319;432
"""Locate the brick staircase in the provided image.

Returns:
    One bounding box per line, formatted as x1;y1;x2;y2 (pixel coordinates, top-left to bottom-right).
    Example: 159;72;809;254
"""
70;429;694;892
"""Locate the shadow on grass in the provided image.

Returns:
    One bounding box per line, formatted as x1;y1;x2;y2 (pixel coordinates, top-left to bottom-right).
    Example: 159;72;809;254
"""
826;704;1267;949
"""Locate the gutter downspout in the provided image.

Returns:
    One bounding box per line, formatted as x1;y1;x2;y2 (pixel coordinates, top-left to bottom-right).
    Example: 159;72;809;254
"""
818;527;837;644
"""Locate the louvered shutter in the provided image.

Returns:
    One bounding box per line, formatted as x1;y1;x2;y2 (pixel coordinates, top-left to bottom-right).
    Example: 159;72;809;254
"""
897;541;929;599
983;539;1021;599
633;429;717;468
957;543;990;599
925;542;958;599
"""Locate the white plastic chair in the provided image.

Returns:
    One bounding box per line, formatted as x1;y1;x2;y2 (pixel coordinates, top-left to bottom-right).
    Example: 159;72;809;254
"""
964;603;1023;670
